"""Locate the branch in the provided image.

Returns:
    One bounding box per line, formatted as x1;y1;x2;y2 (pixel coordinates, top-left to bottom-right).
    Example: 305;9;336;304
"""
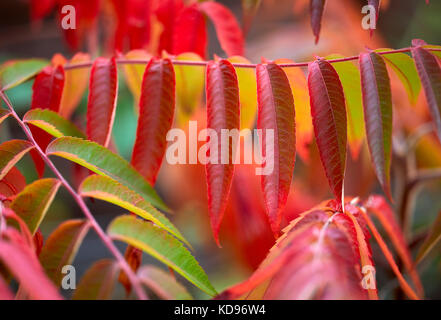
0;91;147;300
63;47;441;70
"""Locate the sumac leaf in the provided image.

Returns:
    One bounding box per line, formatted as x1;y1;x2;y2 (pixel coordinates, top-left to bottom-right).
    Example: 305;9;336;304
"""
205;59;240;245
0;59;48;91
310;0;326;44
173;5;207;58
46;137;167;211
411;41;441;142
119;245;142;295
79;174;187;245
10;178;61;235
87;57;118;147
156;0;184;54
73;259;119;300
199;1;244;56
132;58;176;185
256;62;296;236
39;219;90;286
359;52;393;199
0;140;33;180
24;109;85;138
0;166;26;198
308;59;347;206
108;215;217;296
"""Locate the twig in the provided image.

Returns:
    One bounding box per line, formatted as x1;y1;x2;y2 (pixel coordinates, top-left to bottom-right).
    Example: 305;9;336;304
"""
0;91;147;300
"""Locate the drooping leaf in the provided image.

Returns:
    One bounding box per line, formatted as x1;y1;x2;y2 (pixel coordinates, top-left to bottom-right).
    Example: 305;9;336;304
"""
359;52;393;200
0;166;26;198
376;49;421;105
138;265;193;300
73;259;120;300
0;140;34;180
205;59;240;245
108;215;217;296
417;210;441;264
10;178;61;235
46;137;168;211
326;54;364;159
24;109;85;138
31;65;65;112
310;0;326;44
411;41;441;142
241;0;262;35
0;229;62;300
132;58;176;185
122;50;152;108
173;5;207;58
275;59;313;161
199;1;244;56
39;219;90;286
174;53;205;125
308;59;347;206
0;59;48;91
60;53;91;118
79;175;187;245
156;0;184;54
87;57;118;147
256;62;296;236
0;108;10;125
228;56;258;129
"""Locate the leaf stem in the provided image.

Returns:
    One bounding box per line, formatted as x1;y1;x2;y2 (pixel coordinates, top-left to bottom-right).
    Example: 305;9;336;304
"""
0;91;147;300
62;47;441;70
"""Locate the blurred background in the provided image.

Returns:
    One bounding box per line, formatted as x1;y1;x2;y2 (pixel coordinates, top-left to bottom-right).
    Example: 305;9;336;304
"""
1;0;441;299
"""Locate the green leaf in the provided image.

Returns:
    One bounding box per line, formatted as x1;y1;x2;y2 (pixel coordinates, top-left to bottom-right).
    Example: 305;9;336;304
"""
138;265;193;300
23;109;85;139
10;178;61;235
39;219;90;286
73;259;119;300
79;175;188;246
326;54;364;159
416;210;441;264
0;139;34;180
0;59;49;91
46;137;168;211
108;215;217;296
0;108;10;125
376;49;421;105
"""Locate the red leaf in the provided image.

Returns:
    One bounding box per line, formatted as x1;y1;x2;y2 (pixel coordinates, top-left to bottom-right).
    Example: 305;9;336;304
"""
308;59;347;206
199;1;245;56
205;59;240;245
0;167;26;199
127;0;152;49
359;52;393;200
411;41;441;142
156;0;184;54
87;57;118;147
132;58;175;185
256;62;296;237
30;0;55;21
310;0;326;44
118;245;142;295
173;5;207;58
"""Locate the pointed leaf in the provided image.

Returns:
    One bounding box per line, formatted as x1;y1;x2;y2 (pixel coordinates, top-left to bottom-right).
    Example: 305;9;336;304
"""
326;54;364;159
0;59;48;91
0;140;34;180
173;5;207;58
256;62;296;236
46;137;168;211
122;50;152;107
132;58;176;185
411;43;441;142
24;109;85;138
205;59;240;244
228;56;258;129
308;59;347;206
73;259;119;300
31;65;64;112
310;0;326;44
108;215;217;296
199;1;244;56
359;52;393;199
0;166;26;198
275;59;313;161
417;210;441;264
39;220;90;286
87;57;118;147
60;53;91;118
10;178;61;235
138;265;193;300
79;175;187;245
